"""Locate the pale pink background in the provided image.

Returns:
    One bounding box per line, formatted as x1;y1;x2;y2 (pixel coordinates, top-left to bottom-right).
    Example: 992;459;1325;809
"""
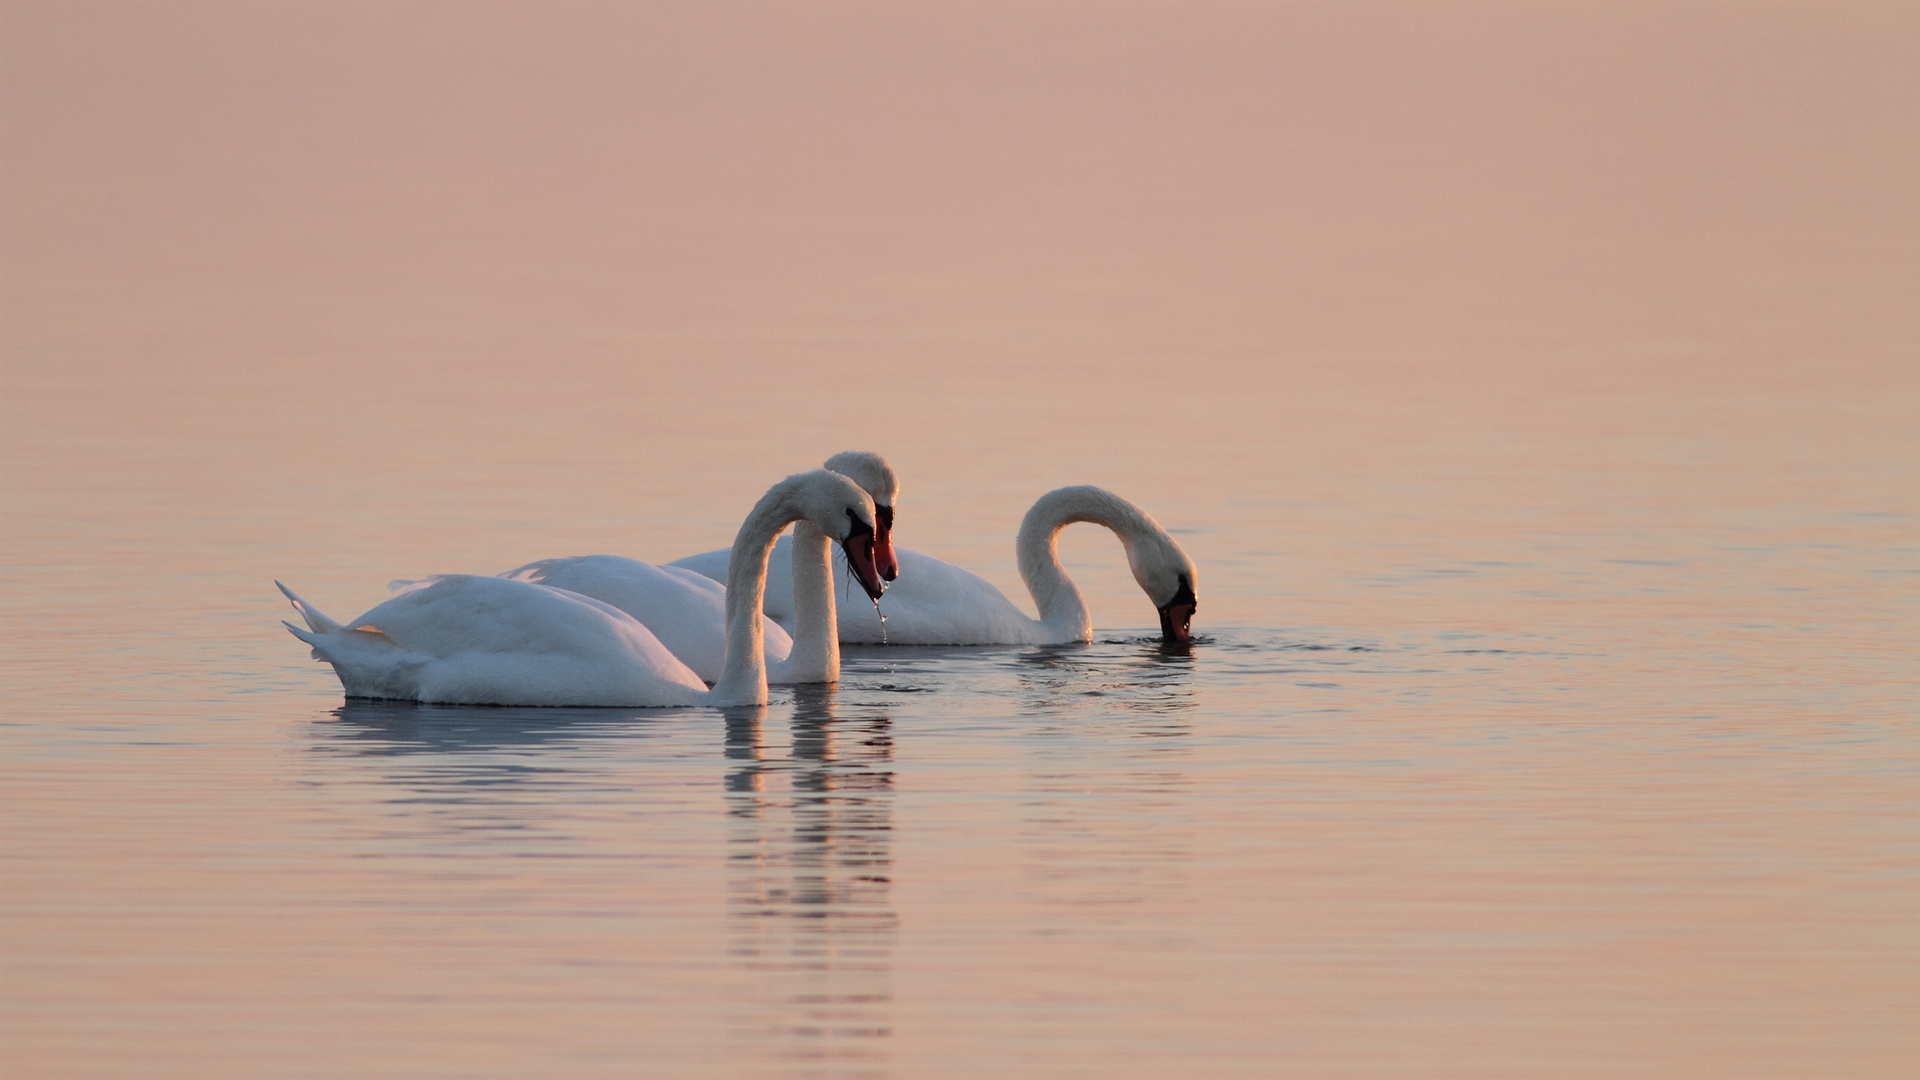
3;3;1916;1077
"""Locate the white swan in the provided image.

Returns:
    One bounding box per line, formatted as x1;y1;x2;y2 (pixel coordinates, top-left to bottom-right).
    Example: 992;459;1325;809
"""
671;485;1199;646
276;469;887;707
492;557;791;685
501;451;900;685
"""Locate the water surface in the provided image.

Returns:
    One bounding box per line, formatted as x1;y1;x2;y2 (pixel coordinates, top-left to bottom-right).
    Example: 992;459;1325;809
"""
4;3;1917;1076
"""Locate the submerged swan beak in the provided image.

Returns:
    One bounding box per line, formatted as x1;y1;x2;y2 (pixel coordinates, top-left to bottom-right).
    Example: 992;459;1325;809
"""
874;505;899;581
1157;575;1197;646
841;512;888;600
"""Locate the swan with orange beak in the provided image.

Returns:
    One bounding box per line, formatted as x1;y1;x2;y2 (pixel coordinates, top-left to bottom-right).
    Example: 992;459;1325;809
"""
503;452;897;686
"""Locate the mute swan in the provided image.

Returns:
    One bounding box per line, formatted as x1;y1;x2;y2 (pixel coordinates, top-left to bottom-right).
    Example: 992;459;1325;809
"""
502;451;900;685
276;469;887;707
672;485;1199;646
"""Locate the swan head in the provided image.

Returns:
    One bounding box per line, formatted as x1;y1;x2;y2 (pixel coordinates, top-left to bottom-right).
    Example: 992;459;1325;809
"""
1157;573;1197;646
1124;532;1198;646
823;450;900;582
792;468;889;601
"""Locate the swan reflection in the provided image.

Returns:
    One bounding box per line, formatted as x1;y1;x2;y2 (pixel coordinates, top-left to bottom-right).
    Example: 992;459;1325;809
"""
304;702;704;844
723;686;897;1069
317;699;691;759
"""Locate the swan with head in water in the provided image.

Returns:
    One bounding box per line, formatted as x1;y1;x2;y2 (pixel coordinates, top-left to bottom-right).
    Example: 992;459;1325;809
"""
275;469;887;707
501;451;900;685
672;482;1198;646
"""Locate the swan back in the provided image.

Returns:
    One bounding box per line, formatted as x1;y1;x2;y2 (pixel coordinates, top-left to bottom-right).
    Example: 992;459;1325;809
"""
291;575;709;706
503;554;793;684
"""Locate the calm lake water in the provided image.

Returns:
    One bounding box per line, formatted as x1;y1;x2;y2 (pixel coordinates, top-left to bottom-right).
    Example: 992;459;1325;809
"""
4;3;1917;1077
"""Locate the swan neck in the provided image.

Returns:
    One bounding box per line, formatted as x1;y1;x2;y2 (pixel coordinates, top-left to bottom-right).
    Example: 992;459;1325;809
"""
714;485;805;705
1016;486;1169;642
1015;494;1092;641
784;520;840;683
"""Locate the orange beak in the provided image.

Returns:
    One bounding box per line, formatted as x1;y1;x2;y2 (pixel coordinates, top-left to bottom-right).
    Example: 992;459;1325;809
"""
873;505;899;581
840;512;888;599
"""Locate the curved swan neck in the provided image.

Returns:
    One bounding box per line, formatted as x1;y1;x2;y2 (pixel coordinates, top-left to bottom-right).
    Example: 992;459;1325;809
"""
714;479;813;706
784;520;840;683
1016;486;1168;642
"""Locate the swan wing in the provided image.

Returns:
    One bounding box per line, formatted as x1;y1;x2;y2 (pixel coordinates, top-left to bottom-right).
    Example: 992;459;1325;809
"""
841;547;1045;645
504;554;793;683
663;547;729;584
292;575;709;707
669;543;1048;645
666;535;800;627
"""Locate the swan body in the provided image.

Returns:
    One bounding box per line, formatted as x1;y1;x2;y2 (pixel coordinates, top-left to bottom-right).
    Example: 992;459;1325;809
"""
667;540;1027;643
671;485;1199;645
279;469;886;707
499;555;790;684
279;575;711;706
505;451;900;685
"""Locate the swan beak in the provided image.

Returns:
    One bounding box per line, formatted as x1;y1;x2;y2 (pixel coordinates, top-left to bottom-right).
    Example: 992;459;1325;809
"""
841;514;888;600
874;505;899;581
1157;575;1196;645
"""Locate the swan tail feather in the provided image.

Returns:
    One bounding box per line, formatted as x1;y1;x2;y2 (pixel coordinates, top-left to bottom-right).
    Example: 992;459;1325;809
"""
276;581;344;634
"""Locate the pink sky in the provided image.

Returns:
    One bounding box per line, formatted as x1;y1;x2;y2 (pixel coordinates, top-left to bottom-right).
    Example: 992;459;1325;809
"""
6;1;1914;369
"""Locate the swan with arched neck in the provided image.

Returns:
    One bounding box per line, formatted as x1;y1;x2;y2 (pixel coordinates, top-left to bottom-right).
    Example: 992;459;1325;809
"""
277;469;886;707
671;482;1197;646
503;451;898;685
